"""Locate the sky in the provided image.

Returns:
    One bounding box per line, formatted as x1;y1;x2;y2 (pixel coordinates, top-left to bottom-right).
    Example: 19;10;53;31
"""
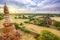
0;0;60;13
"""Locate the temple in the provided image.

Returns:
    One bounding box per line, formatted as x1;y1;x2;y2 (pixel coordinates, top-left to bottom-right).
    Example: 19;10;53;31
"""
44;15;52;25
0;3;21;40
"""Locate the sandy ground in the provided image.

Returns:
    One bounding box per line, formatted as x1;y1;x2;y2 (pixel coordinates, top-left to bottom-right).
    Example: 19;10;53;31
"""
23;24;60;37
0;17;60;40
51;17;60;21
18;30;35;40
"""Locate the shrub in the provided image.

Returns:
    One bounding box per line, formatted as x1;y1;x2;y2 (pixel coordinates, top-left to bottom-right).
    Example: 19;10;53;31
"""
18;17;21;19
56;27;60;30
34;35;40;40
0;14;3;20
39;30;60;40
53;20;60;27
24;21;29;23
14;23;20;30
21;29;29;33
29;18;35;21
0;16;3;20
14;23;29;33
21;15;27;19
37;20;46;26
14;17;17;19
20;23;23;26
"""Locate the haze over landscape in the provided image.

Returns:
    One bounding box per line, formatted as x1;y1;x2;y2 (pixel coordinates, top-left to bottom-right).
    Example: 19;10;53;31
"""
0;0;60;13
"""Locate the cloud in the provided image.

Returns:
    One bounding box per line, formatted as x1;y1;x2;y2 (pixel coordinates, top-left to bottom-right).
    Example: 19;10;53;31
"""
14;0;36;5
0;0;60;13
40;3;60;9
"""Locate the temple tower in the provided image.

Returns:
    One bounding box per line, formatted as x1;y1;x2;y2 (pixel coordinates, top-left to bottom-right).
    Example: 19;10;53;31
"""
1;3;21;40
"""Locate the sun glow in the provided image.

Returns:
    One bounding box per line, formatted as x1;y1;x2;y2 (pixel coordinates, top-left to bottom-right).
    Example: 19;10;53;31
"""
9;7;17;13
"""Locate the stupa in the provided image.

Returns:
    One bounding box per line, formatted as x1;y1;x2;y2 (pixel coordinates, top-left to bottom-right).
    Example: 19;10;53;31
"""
0;3;21;40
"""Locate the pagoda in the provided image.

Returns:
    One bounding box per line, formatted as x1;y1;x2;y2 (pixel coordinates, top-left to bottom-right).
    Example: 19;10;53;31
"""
0;3;21;40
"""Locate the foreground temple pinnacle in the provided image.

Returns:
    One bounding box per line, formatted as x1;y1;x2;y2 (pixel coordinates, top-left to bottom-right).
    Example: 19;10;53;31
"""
0;3;21;40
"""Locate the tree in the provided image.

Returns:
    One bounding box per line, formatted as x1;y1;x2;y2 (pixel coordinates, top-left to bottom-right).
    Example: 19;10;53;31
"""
37;20;46;26
14;23;20;30
14;17;17;19
0;14;3;20
53;20;60;27
39;30;60;40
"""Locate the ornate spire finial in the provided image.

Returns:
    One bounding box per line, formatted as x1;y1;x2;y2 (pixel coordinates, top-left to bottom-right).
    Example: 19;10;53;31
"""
4;0;6;5
5;2;6;6
4;1;9;14
4;0;7;6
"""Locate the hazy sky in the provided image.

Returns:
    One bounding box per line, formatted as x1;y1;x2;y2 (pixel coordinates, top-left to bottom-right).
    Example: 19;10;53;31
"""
0;0;60;13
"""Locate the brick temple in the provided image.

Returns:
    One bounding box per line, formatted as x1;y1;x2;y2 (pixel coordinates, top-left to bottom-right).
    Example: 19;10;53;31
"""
44;15;52;25
0;3;21;40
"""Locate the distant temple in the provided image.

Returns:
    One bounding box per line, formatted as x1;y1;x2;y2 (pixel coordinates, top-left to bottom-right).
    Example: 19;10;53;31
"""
0;3;21;40
44;15;52;25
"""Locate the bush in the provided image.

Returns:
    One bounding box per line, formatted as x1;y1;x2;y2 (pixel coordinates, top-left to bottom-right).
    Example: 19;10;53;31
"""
20;23;23;26
56;27;60;30
24;21;29;23
0;14;3;20
39;30;60;40
14;23;29;33
29;18;35;21
37;20;46;26
14;23;20;30
53;20;60;27
0;16;3;20
21;29;29;33
14;17;17;19
21;15;27;19
18;17;21;19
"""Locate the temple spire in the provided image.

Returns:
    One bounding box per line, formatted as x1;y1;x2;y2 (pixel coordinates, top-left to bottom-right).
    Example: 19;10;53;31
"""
3;2;11;27
0;2;21;40
4;2;9;14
